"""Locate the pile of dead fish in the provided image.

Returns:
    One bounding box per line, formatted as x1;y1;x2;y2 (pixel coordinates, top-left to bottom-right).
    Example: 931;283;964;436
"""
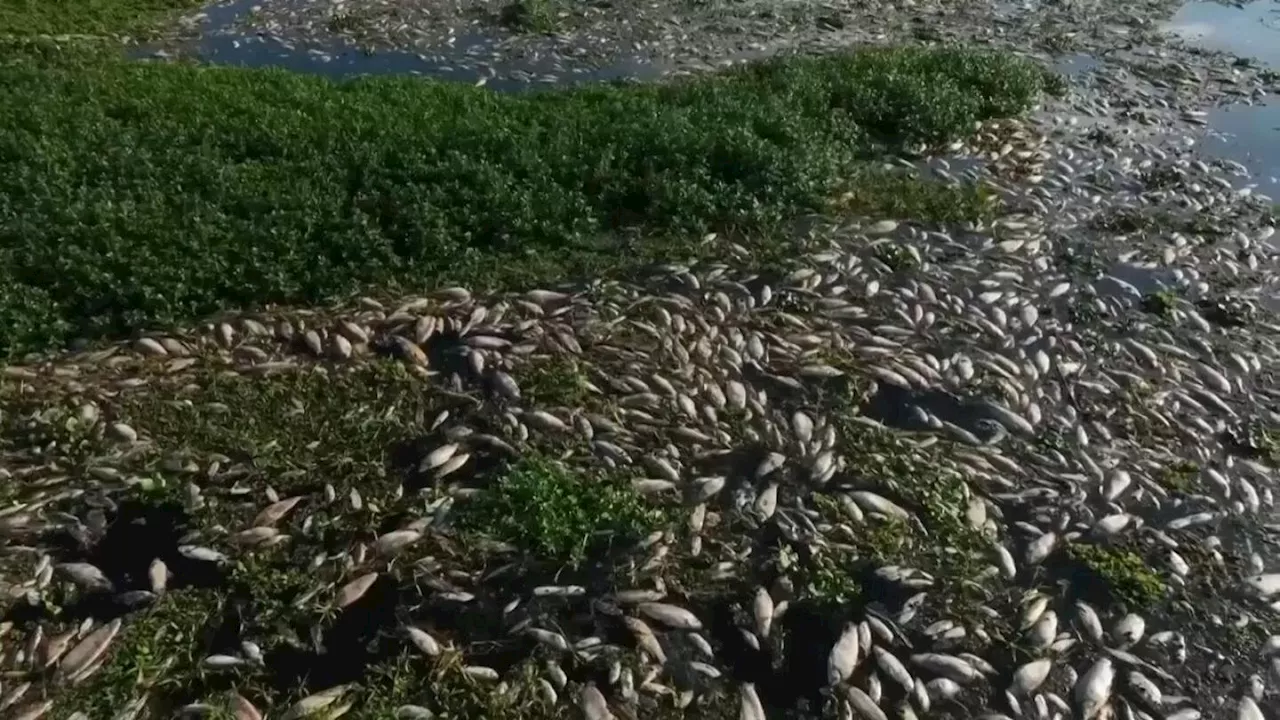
5;28;1280;720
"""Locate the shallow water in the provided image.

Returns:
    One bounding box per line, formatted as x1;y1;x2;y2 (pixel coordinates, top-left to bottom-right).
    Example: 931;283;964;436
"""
1166;0;1280;67
139;0;666;90
1106;262;1178;297
1197;98;1280;195
1165;0;1280;195
1053;52;1103;76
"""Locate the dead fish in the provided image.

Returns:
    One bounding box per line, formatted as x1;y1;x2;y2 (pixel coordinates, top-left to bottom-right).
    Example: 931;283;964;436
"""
910;654;981;684
148;558;169;595
578;684;615;720
280;685;350;720
375;530;421;557
253;496;304;527
54;562;113;592
829;622;861;684
1113;614;1145;646
1011;658;1052;696
843;685;889;720
1238;697;1265;720
1074;657;1114;720
740;683;766;720
57;618;122;680
232;694;264;720
406;626;442;656
335;572;379;608
873;646;915;692
638;602;702;630
753;588;775;639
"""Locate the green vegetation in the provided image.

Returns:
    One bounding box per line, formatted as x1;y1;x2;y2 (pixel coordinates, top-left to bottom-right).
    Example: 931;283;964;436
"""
499;0;561;33
0;0;199;37
804;546;867;605
793;413;994;613
0;47;1053;357
1141;289;1178;317
1066;543;1166;610
114;362;436;496
1253;425;1280;467
454;455;665;566
1092;206;1223;238
52;588;225;717
1156;460;1199;493
802;498;916;605
518;355;596;408
839;422;985;556
831;170;1000;224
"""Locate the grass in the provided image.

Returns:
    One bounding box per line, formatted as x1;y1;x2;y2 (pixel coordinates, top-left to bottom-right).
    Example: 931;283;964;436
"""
0;46;1054;358
0;0;200;37
519;356;596;409
454;455;666;567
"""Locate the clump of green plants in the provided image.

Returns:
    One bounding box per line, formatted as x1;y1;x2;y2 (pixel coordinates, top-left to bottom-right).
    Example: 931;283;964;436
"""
1066;543;1166;610
519;356;594;408
837;423;981;554
354;654;554;720
455;455;665;566
811;492;913;562
823;418;994;615
1156;460;1198;493
831;170;1000;225
1221;422;1280;467
1198;296;1255;328
1141;289;1178;317
1254;426;1280;467
326;10;367;34
0;47;1054;357
803;546;865;606
230;556;318;637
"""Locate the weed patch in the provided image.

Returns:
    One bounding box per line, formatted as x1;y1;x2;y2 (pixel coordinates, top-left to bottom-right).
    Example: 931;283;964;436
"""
1065;542;1166;610
454;455;666;567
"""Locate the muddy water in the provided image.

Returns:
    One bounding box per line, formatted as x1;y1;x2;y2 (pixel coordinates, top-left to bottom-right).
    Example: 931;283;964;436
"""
1165;0;1280;195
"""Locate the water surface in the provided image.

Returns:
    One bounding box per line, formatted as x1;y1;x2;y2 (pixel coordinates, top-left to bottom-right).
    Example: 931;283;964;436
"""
1166;0;1280;67
1165;0;1280;196
137;0;666;90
